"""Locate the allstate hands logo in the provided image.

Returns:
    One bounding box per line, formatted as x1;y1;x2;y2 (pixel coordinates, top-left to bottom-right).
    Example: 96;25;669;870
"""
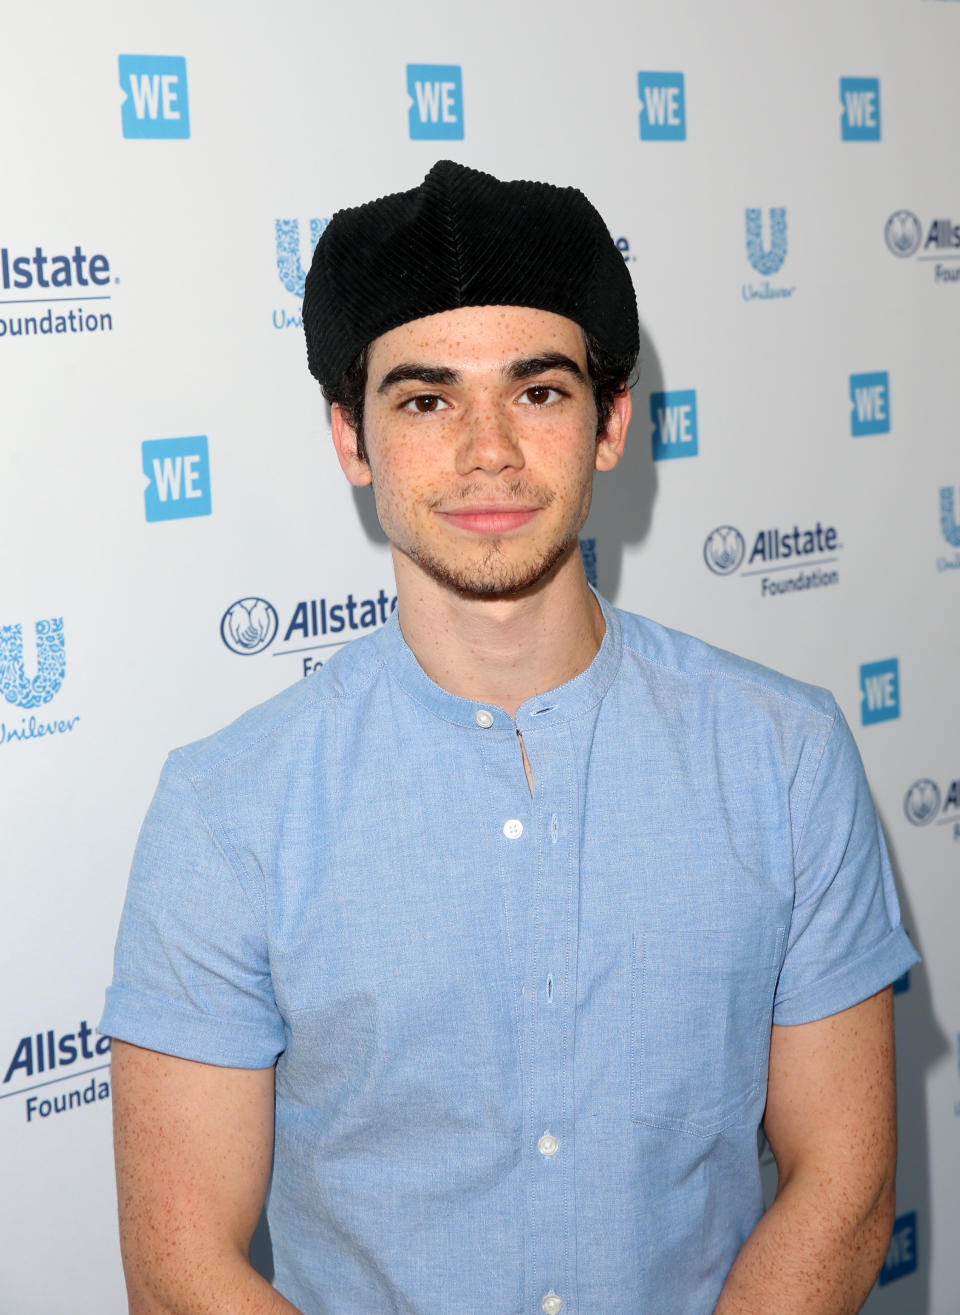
885;211;922;258
745;208;787;275
703;526;745;575
0;618;66;708
904;779;941;827
220;598;278;655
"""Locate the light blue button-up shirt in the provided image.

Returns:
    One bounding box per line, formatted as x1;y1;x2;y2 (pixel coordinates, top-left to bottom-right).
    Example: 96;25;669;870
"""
102;595;917;1314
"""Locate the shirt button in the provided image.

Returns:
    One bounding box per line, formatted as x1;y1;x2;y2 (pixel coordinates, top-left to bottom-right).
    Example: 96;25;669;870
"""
538;1133;559;1157
473;708;494;728
542;1295;563;1314
503;818;523;839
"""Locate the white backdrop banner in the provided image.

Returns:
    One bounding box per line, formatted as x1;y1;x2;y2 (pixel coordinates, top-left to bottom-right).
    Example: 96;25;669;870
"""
1;1;957;1311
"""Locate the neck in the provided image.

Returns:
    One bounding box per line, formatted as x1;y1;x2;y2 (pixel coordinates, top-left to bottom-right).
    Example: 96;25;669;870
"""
392;545;605;718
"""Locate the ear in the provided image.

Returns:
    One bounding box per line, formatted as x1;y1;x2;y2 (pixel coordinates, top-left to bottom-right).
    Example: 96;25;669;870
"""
330;404;373;487
594;386;632;472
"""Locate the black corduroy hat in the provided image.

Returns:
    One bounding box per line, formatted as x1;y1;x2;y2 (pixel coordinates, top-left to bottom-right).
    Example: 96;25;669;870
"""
302;160;639;388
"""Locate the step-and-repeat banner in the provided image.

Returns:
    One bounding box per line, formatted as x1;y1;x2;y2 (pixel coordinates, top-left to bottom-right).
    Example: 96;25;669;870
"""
2;2;957;1310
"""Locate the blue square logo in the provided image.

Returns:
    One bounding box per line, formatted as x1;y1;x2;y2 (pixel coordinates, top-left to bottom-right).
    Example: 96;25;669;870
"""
638;72;686;141
120;55;190;139
849;371;890;436
143;436;211;522
407;64;463;139
860;658;900;725
840;77;881;141
651;389;698;460
879;1212;917;1285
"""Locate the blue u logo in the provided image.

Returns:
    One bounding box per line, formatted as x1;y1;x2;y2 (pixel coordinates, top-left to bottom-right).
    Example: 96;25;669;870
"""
940;486;960;547
275;218;329;298
745;208;788;275
0;618;66;709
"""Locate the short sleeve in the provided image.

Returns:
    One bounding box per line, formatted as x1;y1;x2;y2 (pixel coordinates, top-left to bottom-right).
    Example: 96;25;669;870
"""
99;755;286;1066
773;704;919;1025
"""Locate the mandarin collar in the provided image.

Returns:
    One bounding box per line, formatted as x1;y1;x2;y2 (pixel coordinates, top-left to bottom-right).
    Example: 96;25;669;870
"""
374;590;623;732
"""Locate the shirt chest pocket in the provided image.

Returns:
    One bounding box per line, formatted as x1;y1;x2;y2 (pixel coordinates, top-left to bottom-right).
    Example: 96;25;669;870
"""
630;925;785;1136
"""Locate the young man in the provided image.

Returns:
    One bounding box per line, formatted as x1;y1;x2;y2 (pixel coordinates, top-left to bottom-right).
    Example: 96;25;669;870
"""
102;161;917;1315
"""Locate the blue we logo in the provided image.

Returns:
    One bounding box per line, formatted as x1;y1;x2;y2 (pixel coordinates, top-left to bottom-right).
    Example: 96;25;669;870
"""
650;389;698;461
859;658;900;726
849;372;890;436
637;72;686;140
840;77;881;141
143;436;211;522
407;64;463;140
119;55;190;139
879;1212;917;1285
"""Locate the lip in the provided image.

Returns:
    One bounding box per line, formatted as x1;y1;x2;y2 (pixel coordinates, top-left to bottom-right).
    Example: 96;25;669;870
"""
436;506;541;534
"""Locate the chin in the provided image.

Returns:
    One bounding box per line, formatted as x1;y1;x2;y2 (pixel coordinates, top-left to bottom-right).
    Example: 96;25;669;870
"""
410;536;575;600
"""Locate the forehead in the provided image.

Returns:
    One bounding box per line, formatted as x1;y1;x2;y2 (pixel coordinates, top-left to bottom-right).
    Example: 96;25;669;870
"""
366;305;587;374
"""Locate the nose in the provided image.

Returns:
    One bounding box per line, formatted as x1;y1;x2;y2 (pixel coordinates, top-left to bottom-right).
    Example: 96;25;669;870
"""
454;401;525;477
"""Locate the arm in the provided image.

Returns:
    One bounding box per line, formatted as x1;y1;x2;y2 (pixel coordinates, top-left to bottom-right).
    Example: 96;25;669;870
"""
714;987;896;1315
112;1040;302;1315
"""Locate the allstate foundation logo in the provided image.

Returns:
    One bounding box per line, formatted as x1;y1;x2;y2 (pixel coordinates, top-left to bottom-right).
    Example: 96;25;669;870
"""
904;779;941;826
743;208;795;301
704;519;842;598
0;244;117;343
885;211;922;258
222;587;398;676
902;775;960;839
704;526;745;575
220;599;279;655
885;210;960;283
273;218;329;329
0;618;65;707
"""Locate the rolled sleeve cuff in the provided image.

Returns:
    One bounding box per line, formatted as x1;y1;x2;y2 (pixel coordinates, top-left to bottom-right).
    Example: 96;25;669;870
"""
772;925;920;1026
99;985;285;1068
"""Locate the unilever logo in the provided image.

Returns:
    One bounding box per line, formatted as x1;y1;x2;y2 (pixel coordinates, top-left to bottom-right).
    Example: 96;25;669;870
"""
940;486;960;547
745;207;787;275
0;618;65;708
743;208;794;301
703;526;746;575
904;779;942;827
275;218;328;298
885;211;923;258
220;599;278;655
273;219;328;329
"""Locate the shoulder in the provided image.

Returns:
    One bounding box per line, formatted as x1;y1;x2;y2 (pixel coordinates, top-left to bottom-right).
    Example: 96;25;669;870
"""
612;604;838;730
167;627;387;791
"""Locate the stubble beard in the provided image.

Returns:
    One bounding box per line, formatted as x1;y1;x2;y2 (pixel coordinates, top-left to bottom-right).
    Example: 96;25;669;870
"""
404;479;582;600
407;531;577;599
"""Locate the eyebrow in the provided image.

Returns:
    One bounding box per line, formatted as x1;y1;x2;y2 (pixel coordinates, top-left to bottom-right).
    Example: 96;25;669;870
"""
375;352;586;395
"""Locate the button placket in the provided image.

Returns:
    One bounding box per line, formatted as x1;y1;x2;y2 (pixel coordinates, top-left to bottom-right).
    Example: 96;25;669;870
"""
518;722;578;1315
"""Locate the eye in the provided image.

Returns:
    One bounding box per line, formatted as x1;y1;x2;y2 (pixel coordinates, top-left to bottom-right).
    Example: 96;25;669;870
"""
402;394;449;414
519;384;563;406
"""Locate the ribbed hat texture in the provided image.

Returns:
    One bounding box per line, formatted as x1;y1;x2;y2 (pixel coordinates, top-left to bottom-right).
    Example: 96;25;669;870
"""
303;160;639;387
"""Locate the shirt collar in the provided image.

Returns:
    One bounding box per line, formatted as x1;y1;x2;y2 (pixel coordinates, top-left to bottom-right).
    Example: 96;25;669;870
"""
374;590;623;732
